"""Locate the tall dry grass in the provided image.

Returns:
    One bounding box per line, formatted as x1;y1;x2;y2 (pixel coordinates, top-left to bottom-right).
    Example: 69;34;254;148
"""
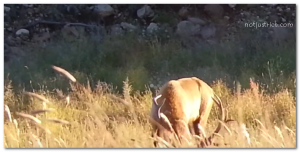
4;66;296;148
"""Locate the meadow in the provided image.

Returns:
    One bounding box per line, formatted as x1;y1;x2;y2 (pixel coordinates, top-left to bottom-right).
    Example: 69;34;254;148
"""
4;28;296;148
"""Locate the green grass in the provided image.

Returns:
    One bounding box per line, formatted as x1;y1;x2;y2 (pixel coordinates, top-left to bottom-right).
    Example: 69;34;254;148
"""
4;28;296;148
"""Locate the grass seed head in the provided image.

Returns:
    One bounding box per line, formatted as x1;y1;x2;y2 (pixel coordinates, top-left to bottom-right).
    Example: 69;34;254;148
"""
52;65;77;82
15;112;42;124
24;92;50;103
30;108;55;115
46;118;70;125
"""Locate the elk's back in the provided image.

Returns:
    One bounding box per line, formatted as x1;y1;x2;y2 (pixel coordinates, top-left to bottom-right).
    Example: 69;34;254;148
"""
158;78;202;122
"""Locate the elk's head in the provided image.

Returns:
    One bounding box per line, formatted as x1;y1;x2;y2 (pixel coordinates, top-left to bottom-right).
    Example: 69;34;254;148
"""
150;95;177;147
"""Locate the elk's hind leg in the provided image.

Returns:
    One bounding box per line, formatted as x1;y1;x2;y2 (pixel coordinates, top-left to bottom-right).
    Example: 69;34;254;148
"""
194;97;214;137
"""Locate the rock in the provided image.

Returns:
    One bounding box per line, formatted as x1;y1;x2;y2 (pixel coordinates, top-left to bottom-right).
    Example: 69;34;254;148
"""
206;39;218;45
146;23;159;33
62;26;79;38
23;4;33;7
5;36;17;46
16;29;29;36
247;4;257;7
277;6;283;12
224;16;230;20
271;27;293;42
4;6;10;12
7;27;13;32
200;25;217;39
61;25;86;42
281;17;286;22
228;4;236;8
176;21;201;37
178;7;189;18
94;4;114;18
137;5;154;18
150;84;154;88
269;15;279;22
187;17;206;25
65;5;80;13
204;4;224;19
120;22;137;31
111;24;124;35
32;32;51;42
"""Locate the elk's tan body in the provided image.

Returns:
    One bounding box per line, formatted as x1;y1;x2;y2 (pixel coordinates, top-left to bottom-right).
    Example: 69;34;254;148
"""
150;77;226;147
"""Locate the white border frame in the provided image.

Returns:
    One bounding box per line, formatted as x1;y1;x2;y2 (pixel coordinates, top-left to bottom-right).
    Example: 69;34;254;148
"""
2;1;298;151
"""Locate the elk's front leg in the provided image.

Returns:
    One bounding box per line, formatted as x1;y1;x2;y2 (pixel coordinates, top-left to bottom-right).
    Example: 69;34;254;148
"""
173;120;192;146
152;129;159;147
192;117;207;138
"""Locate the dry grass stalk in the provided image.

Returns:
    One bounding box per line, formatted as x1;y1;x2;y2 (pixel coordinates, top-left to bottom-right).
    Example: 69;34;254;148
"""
254;119;266;130
161;114;182;143
12;119;20;138
46;118;70;125
155;136;174;148
259;128;280;147
193;135;202;140
274;126;284;142
284;126;295;136
149;116;182;147
42;101;47;109
148;117;168;132
4;104;12;123
249;78;260;98
159;113;175;133
179;136;194;147
240;124;251;145
31;134;43;148
212;133;223;139
198;125;207;138
4;141;8;148
9;133;19;143
59;138;67;147
66;95;70;107
217;120;232;136
134;144;142;148
15;112;42;124
13;119;18;128
34;123;52;134
52;65;77;82
24;92;50;103
260;132;276;147
30;108;55;116
108;94;131;106
54;138;63;147
254;140;262;147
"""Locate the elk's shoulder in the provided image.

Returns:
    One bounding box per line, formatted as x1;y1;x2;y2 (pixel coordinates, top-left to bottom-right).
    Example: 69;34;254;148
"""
159;80;180;96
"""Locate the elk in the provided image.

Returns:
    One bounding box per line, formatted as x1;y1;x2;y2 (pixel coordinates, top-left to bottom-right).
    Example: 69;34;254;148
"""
149;77;228;148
